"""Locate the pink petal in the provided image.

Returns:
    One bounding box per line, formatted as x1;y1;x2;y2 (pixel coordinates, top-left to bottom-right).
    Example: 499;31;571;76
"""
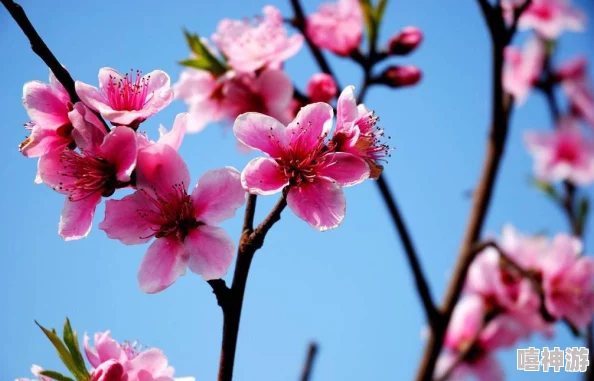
336;86;358;129
241;157;289;195
83;333;101;368
142;70;174;116
136;144;191;199
100;126;137;182
174;69;217;102
286;103;333;152
190;167;246;225
93;330;126;364
23;80;71;129
187;98;222;133
48;69;70;104
38;150;77;193
128;348;168;375
185;225;235;280
157;113;187;150
74;81;112;117
286;178;346;231
19;123;71;158
233;112;287;158
473;355;504;381
317;152;369;186
257;70;293;114
58;194;102;241
69;102;107;152
99;192;159;245
138;237;188;294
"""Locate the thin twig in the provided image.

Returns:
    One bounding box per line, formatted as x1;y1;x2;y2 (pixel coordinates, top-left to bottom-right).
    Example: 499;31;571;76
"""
299;342;319;381
507;0;533;43
415;1;531;378
289;0;342;90
376;176;440;328
1;0;110;132
215;191;288;381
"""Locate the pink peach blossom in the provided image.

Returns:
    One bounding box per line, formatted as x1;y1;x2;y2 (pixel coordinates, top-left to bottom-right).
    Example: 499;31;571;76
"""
212;6;303;72
525;117;594;185
332;86;390;179
16;365;52;381
502;38;545;104
503;0;585;40
175;69;294;132
436;351;503;381
84;330;193;381
540;234;594;328
557;57;594;128
100;143;245;293
306;73;337;103
38;103;137;241
76;68;173;127
234;102;370;230
20;70;74;158
306;0;363;56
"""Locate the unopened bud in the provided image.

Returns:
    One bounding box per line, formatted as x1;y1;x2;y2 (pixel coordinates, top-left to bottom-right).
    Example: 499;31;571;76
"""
306;73;337;103
379;66;422;88
388;27;423;55
92;360;125;381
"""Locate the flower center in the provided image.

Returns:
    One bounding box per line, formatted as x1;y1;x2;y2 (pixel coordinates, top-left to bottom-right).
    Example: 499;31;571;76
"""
55;150;117;201
556;138;580;164
278;130;331;186
107;69;150;111
531;3;554;21
139;183;200;241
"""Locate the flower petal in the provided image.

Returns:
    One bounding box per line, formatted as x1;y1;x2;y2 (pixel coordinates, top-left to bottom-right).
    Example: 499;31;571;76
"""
58;193;102;241
286;103;333;151
240;157;288;195
23;80;70;129
185;225;235;280
138;237;188;294
69;102;107;152
257;70;293;113
83;333;101;368
233;112;287;158
317;152;369;186
128;348;169;375
100;126;137;182
157;113;187;150
190;167;246;225
99;192;158;245
19;123;71;158
336;85;358;129
38;150;77;193
286;178;346;231
136;143;191;199
93;330;126;364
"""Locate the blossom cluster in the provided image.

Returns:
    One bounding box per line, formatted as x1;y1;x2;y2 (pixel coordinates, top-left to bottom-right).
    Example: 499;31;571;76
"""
437;226;594;380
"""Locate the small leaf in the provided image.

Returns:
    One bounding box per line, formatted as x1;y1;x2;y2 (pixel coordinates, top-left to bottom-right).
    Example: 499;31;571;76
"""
36;321;86;381
181;30;227;76
577;197;589;235
374;0;388;25
39;370;75;381
63;318;89;379
530;178;561;202
359;0;375;47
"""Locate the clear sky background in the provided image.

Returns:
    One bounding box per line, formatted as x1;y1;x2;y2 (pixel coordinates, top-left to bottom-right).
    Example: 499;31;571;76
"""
1;1;593;380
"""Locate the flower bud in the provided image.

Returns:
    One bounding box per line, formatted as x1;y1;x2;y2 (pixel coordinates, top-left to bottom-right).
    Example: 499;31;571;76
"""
388;27;423;55
91;360;125;381
379;66;422;88
306;73;338;103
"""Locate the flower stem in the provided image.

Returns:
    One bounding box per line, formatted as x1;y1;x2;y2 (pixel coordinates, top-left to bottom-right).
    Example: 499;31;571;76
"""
299;342;319;381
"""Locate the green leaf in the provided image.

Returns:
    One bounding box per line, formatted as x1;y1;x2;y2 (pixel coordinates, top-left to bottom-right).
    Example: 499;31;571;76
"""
39;370;75;381
36;321;86;381
63;318;89;380
375;0;388;25
359;0;389;51
181;30;227;76
577;197;589;235
530;178;561;202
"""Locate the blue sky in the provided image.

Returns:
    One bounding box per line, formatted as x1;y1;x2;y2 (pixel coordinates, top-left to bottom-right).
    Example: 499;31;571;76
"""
0;0;593;380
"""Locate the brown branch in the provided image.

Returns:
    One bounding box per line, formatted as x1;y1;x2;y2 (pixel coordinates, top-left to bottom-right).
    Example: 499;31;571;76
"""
414;1;531;378
289;0;342;90
215;191;288;381
376;176;440;328
299;342;319;381
1;0;110;132
507;0;533;43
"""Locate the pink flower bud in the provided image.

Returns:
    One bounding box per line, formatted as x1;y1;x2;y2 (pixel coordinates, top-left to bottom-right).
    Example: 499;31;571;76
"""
91;360;125;381
306;73;338;103
388;26;423;55
380;66;422;88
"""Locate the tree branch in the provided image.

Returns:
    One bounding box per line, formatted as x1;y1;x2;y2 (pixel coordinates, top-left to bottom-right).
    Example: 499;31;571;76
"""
414;2;522;377
1;0;110;132
215;191;288;381
289;0;342;90
376;176;440;328
299;342;319;381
